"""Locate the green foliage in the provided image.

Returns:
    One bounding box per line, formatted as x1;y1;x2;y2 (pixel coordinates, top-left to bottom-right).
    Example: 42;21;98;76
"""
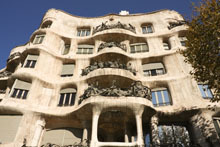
182;0;220;101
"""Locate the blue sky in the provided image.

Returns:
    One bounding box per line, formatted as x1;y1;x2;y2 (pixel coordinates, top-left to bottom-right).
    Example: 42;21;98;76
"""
0;0;199;69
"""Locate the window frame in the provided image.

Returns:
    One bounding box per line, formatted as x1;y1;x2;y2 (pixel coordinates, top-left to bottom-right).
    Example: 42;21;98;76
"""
77;28;91;37
33;34;45;44
130;43;149;53
151;88;171;107
142;62;166;77
77;44;94;54
10;79;31;100
60;63;75;77
142;24;154;34
58;88;77;107
23;54;39;68
198;84;213;99
179;36;187;46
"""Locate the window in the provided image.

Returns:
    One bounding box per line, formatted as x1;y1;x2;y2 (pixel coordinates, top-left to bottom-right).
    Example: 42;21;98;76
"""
77;45;94;54
33;34;45;44
198;84;213;98
179;36;187;46
130;43;149;53
158;125;190;146
163;42;170;50
58;88;76;106
10;79;31;99
142;62;165;76
41;21;52;28
142;25;153;34
61;64;75;77
23;55;38;68
151;88;171;106
62;44;70;55
213;117;220;138
77;29;90;37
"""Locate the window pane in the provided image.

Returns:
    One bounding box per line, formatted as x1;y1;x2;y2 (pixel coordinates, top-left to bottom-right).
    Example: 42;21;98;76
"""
82;48;87;54
70;93;76;106
77;31;81;36
86;30;90;36
152;92;157;106
81;30;85;36
58;94;64;106
136;45;141;52
11;89;18;98
207;88;213;98
64;93;70;106
198;84;206;98
142;44;148;52
151;69;157;76
142;27;147;34
63;48;70;55
77;48;82;54
17;90;23;98
163;90;170;105
145;133;151;147
88;48;93;54
157;91;163;106
30;60;36;68
39;36;44;44
156;68;164;75
22;90;28;99
147;26;153;33
143;70;150;76
130;46;135;53
25;60;31;68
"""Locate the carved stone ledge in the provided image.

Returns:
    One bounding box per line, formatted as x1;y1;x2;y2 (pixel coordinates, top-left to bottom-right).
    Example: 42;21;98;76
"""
93;21;136;35
0;70;12;78
81;61;136;76
98;42;127;52
40;142;89;147
7;52;22;63
79;80;151;103
168;20;187;30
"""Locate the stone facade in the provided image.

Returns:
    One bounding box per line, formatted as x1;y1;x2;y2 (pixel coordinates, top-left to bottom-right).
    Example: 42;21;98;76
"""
0;9;219;147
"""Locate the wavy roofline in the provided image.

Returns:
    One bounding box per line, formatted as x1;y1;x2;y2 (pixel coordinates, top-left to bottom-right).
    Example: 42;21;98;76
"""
46;8;182;19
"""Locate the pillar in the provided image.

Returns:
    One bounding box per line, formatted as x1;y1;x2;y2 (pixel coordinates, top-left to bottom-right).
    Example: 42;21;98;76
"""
81;120;89;145
150;115;160;146
31;119;46;146
136;115;144;146
90;107;101;147
124;122;129;143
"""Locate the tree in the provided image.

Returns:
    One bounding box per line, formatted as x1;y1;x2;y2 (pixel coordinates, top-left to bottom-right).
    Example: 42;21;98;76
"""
182;0;220;101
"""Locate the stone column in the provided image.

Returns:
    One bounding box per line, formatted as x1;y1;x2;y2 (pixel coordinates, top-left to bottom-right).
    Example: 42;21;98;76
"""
31;119;46;147
134;107;144;146
150;115;160;146
82;121;89;145
90;107;101;147
124;122;129;143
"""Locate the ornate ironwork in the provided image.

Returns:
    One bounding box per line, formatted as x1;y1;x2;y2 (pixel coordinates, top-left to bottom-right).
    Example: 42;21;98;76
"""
168;20;187;30
98;42;127;52
7;52;22;63
81;61;136;76
79;80;151;103
92;21;136;34
0;70;12;78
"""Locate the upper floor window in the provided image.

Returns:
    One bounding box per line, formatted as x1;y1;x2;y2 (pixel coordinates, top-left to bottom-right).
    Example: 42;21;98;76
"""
151;88;171;107
142;24;153;34
163;41;171;50
58;88;76;106
10;79;31;99
33;34;45;44
198;84;213;98
61;64;75;77
41;21;52;29
142;62;166;76
213;117;220;138
62;44;70;55
130;43;149;53
77;45;94;54
23;54;39;68
179;36;187;46
77;28;90;37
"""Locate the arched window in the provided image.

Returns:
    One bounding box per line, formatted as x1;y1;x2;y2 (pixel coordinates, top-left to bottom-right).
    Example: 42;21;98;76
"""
58;88;76;106
151;87;171;107
142;62;166;76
